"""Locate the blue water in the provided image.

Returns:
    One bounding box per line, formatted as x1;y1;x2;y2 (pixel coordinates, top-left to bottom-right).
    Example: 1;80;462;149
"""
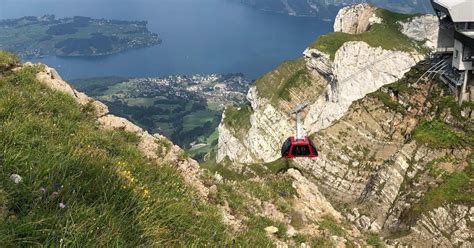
0;0;332;80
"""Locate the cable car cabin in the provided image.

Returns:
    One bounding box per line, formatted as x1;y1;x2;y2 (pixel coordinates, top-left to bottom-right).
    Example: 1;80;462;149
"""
281;136;318;159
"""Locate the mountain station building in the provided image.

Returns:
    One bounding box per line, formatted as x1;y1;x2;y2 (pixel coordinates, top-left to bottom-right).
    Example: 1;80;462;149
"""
431;0;473;103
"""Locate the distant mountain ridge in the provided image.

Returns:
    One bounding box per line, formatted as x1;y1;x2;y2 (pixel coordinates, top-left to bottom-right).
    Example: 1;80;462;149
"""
234;0;432;18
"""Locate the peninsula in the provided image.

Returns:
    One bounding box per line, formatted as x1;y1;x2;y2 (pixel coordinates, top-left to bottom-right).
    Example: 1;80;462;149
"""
0;15;161;57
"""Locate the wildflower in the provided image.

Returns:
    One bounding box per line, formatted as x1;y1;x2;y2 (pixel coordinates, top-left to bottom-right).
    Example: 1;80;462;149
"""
51;192;59;198
58;202;66;209
39;187;46;194
10;174;22;184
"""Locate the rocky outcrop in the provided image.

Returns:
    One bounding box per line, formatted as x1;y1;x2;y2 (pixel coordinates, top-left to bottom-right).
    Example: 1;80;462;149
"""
303;48;333;80
333;3;381;34
304;42;423;134
389;205;473;247
288;168;342;220
400;14;440;49
34;64;210;199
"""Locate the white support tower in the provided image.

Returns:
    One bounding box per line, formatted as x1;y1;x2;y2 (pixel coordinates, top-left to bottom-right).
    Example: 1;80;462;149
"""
291;103;308;140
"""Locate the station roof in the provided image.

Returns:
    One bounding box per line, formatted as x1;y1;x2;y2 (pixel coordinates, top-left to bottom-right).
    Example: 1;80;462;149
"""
432;0;474;22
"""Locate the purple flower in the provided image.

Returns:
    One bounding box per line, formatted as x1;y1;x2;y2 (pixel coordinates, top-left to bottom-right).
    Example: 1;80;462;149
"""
39;187;46;194
58;202;66;209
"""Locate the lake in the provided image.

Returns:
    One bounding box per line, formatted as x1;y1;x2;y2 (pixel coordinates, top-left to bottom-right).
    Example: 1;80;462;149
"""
0;0;332;80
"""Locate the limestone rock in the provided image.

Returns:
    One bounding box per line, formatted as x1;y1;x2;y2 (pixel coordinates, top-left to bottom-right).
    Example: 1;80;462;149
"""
287;168;342;221
400;15;439;49
303;48;333;80
265;226;279;234
286;225;297;237
263;202;285;222
391;205;473;247
333;4;379;34
209;185;218;197
36;65;109;118
10;174;22;184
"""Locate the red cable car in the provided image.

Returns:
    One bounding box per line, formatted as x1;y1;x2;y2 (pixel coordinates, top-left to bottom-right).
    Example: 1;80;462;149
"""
281;136;318;158
281;103;319;159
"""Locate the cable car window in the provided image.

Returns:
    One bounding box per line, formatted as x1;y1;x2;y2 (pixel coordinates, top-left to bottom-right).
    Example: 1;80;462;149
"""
292;145;310;156
308;139;319;156
281;138;291;156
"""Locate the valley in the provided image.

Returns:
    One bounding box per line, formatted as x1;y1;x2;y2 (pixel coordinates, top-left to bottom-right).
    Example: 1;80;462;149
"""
71;74;252;160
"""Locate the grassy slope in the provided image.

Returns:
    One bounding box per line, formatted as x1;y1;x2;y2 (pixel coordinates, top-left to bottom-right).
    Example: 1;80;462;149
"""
310;9;428;60
222;104;253;139
254;57;310;104
0;52;232;246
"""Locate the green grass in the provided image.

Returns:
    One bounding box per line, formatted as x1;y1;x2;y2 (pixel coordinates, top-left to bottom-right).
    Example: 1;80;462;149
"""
366;233;385;247
402;157;474;224
222;104;253;139
182;109;216;132
318;215;345;236
0;63;232;246
263;159;291;174
0;51;20;73
254;58;315;104
200;157;248;182
126;97;157;107
309;9;427;60
438;95;473;124
241;176;296;202
371;91;406;114
412;120;473;149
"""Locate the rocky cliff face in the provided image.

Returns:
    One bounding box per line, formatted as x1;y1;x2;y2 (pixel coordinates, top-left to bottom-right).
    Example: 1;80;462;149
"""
218;4;437;163
217;4;473;247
